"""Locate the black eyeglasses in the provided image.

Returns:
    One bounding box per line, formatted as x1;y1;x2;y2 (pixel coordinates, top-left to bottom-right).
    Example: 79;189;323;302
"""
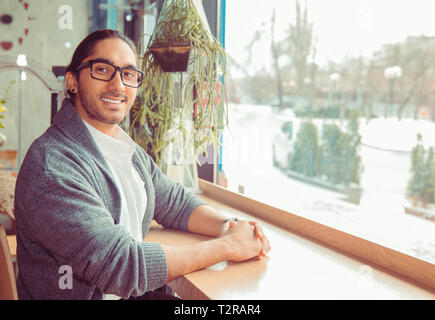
76;59;144;88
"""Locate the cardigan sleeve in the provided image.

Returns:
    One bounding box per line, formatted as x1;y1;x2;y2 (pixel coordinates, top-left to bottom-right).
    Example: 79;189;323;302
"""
144;153;208;231
17;170;168;298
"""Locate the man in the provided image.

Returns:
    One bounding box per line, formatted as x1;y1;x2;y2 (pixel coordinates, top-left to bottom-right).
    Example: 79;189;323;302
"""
14;29;270;300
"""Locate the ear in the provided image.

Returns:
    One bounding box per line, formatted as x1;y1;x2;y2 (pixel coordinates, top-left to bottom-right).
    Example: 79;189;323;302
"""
65;71;78;93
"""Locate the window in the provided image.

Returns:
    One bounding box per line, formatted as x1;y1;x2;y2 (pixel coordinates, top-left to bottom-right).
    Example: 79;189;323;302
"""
222;0;435;265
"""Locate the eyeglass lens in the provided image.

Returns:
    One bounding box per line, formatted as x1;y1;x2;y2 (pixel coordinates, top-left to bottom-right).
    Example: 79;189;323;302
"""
91;62;142;87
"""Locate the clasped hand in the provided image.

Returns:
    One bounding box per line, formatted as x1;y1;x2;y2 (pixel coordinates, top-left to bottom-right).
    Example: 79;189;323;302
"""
220;219;271;262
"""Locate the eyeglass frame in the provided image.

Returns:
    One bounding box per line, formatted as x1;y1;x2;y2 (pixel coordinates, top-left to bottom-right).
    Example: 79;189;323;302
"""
75;58;144;88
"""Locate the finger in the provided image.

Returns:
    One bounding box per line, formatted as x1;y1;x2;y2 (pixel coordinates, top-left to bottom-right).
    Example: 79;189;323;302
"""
258;235;271;257
248;222;270;256
249;221;264;239
256;238;263;260
228;220;237;229
262;233;271;251
262;238;271;256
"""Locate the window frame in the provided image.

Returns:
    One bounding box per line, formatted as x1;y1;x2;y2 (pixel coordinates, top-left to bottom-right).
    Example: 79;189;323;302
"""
196;0;222;183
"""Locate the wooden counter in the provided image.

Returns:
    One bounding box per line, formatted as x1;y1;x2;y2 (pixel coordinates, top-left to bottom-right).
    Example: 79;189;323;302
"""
146;194;435;300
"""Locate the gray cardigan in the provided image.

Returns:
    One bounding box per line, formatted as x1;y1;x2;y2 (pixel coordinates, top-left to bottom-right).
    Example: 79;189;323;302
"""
14;99;205;300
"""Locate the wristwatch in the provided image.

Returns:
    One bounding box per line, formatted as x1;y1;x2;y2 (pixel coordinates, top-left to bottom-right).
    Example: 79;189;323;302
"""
219;217;240;236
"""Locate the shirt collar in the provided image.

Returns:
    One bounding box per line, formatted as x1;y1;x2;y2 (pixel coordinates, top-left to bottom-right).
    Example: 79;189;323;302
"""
82;120;136;160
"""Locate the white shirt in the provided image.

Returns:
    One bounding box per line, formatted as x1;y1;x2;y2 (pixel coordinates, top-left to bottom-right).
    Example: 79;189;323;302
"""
83;120;147;242
83;121;148;300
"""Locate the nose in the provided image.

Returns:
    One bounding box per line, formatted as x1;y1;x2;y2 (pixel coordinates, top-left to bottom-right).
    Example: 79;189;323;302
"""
107;69;125;93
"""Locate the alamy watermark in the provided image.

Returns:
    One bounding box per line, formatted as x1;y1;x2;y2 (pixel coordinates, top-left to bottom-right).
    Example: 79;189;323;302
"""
58;5;73;30
58;265;73;290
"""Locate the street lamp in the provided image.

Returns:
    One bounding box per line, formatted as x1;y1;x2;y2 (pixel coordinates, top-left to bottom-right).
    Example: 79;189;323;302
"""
330;72;340;82
330;73;345;120
384;65;402;118
327;73;340;118
328;73;340;105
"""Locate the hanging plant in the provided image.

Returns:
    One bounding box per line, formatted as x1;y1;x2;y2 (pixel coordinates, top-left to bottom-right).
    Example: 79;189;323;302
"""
130;0;228;169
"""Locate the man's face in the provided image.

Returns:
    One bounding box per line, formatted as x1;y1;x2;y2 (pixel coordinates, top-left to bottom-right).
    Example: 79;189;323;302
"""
71;38;138;134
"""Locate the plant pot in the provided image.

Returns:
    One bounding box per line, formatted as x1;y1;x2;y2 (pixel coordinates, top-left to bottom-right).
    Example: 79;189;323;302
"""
149;42;191;73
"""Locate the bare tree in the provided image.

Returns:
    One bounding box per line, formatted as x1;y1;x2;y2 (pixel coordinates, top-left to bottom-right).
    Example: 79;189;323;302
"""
245;28;264;68
287;0;314;97
396;38;432;120
271;9;284;109
241;0;316;108
377;38;433;120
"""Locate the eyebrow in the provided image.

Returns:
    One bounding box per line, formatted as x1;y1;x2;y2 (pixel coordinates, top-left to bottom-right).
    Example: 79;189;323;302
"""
92;57;138;69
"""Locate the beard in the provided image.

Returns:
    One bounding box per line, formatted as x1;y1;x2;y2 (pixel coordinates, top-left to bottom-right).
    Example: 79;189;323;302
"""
77;89;130;125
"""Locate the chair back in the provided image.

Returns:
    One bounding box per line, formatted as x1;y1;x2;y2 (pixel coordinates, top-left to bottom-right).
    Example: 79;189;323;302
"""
0;225;18;300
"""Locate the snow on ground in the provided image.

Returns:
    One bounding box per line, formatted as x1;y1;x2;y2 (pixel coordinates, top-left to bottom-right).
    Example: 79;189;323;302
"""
221;103;435;264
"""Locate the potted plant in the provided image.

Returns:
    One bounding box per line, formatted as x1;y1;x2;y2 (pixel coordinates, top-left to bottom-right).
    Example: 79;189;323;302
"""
0;103;7;129
0;103;6;148
130;0;228;190
0;80;15;147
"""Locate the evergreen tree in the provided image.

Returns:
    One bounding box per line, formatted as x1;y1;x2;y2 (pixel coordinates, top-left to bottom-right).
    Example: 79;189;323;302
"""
289;121;319;177
319;124;347;184
421;147;435;206
407;134;427;205
319;113;361;186
343;111;362;186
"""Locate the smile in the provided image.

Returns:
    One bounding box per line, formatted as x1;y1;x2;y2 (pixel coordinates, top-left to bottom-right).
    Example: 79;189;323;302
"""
101;97;124;104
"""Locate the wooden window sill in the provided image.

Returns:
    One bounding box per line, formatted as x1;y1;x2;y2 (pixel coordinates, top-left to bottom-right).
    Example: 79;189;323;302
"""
155;178;432;299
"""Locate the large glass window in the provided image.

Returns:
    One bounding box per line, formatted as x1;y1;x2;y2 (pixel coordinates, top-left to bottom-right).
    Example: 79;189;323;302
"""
223;0;435;264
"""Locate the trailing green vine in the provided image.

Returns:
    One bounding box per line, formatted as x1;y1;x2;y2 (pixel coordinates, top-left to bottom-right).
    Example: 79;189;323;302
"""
130;0;228;169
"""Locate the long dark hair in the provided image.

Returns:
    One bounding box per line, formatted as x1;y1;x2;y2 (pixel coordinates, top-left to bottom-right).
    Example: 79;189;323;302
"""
65;29;137;97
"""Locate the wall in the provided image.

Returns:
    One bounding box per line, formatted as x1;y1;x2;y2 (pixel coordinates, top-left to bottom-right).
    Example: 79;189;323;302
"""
0;0;88;166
